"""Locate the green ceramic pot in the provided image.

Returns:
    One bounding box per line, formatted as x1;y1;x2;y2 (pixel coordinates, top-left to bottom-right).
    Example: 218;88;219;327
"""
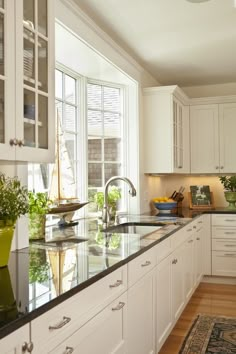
0;222;15;268
0;267;18;323
224;191;236;210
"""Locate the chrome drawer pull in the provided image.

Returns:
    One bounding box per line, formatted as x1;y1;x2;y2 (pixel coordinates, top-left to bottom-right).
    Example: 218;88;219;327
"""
224;244;235;247
188;239;193;243
49;316;71;330
198;221;203;224
193;226;197;229
225;219;236;222
112;301;125;311
187;228;192;232
224;254;236;257
65;346;74;354
196;237;200;241
224;232;236;235
141;260;151;267
109;280;123;288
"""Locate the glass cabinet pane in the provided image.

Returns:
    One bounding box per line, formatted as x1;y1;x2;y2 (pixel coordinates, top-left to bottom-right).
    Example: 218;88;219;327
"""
24;0;35;29
38;0;47;36
0;80;4;143
24;89;35;147
65;75;76;104
38;95;48;149
0;13;4;76
38;37;48;92
0;1;4;9
24;28;35;84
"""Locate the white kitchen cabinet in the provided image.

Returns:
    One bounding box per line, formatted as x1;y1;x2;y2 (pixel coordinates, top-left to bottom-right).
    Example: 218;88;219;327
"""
155;253;172;351
0;324;31;354
143;85;190;174
171;243;185;322
0;0;55;162
49;292;127;354
212;214;236;276
190;103;236;173
183;232;195;301
127;269;155;354
193;221;204;285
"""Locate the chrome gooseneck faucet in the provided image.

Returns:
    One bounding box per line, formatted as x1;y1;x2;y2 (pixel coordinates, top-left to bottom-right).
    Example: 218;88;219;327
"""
102;176;136;226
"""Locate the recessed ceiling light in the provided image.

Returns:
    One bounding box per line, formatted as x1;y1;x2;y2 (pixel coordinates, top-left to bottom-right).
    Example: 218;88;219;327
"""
186;0;211;3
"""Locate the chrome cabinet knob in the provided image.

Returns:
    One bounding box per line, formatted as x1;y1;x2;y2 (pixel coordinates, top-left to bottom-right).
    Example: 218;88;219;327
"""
22;342;34;353
18;139;25;147
9;138;18;146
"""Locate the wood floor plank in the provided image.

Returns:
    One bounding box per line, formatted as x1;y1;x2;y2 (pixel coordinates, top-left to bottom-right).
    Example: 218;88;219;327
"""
158;282;236;354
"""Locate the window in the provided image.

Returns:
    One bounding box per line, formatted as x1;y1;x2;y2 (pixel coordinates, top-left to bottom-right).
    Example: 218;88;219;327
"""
29;70;125;219
87;82;124;213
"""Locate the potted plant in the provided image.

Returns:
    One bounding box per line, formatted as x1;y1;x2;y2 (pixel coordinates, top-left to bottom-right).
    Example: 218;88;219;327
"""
94;186;121;219
0;173;28;267
28;192;51;240
219;176;236;209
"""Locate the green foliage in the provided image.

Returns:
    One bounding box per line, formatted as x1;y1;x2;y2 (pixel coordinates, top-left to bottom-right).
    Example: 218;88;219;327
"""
94;186;121;211
28;191;52;215
219;176;236;192
0;173;29;224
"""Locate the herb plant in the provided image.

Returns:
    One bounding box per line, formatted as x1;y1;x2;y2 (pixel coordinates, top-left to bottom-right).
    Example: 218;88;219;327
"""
219;176;236;192
28;192;51;215
94;186;121;211
0;174;29;225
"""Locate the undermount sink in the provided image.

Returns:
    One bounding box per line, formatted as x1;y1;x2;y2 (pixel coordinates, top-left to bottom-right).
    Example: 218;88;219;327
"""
103;222;164;236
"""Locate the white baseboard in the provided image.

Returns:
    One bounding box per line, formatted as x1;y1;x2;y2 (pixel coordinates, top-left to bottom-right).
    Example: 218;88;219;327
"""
201;275;236;285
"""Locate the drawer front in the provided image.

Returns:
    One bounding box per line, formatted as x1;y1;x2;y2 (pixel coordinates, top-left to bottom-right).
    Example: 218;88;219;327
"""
212;214;236;226
172;226;191;250
212;226;236;239
212;251;236;277
32;265;127;353
157;237;172;264
128;247;156;287
212;239;236;251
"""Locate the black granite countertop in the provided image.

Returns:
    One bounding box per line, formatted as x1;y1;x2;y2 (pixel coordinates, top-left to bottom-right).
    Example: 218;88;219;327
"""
0;208;235;339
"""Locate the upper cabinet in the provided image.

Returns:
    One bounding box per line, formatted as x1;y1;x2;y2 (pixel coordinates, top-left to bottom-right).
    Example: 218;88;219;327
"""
190;102;236;174
0;0;55;162
143;86;190;174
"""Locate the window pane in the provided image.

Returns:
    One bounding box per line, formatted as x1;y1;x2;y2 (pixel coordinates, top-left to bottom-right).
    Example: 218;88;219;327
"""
88;138;102;161
65;75;76;104
38;95;48;149
24;28;35;82
88;110;102;136
105;163;121;183
88;163;102;187
24;89;35;147
104;86;120;112
64;132;76;164
38;0;47;36
87;83;101;110
24;0;35;28
104;138;121;161
55;70;63;99
104;112;121;137
38;37;48;92
64;104;76;132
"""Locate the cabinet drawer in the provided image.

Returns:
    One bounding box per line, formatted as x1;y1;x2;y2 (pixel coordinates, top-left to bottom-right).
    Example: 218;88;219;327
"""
212;239;236;251
32;265;127;353
212;214;236;226
212;251;236;277
172;226;190;250
212;226;236;239
49;292;127;354
128;247;156;287
157;237;172;264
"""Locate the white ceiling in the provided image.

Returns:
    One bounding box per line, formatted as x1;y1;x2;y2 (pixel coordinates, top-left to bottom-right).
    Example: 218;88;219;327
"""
74;0;236;87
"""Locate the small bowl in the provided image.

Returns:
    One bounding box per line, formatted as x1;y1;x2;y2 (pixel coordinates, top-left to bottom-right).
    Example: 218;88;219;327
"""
154;202;177;210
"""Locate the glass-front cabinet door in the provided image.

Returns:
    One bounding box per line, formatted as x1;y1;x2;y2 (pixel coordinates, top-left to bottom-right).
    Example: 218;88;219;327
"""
15;0;55;162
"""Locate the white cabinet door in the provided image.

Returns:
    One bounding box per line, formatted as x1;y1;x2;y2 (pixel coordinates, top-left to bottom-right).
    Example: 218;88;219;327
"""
0;325;30;354
143;86;190;174
219;103;236;173
190;104;219;173
49;292;127;354
183;234;194;301
194;223;203;286
171;244;185;322
128;269;155;354
155;254;172;352
0;0;55;162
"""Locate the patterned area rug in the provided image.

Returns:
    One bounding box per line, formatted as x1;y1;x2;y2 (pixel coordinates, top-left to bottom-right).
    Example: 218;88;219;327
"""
179;314;236;354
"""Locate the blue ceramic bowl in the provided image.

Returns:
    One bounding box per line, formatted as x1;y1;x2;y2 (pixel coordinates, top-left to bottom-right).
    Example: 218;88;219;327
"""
154;202;177;210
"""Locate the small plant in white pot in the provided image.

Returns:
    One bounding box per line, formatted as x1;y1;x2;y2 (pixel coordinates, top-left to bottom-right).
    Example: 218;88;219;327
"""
219;176;236;209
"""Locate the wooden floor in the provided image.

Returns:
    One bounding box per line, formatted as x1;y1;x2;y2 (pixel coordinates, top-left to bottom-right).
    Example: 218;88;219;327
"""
158;282;236;354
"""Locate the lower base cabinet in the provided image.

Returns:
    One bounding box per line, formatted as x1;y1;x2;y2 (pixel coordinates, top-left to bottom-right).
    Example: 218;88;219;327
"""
0;324;31;354
127;269;155;354
49;292;127;354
